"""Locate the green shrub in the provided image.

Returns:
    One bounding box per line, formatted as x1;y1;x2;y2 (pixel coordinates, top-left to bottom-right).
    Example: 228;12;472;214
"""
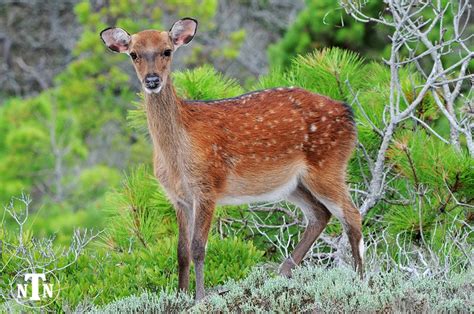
56;236;263;308
173;64;244;101
102;165;176;251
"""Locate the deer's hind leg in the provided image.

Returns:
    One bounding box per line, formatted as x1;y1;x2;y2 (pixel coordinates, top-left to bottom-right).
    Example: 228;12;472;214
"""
301;168;364;277
279;183;332;277
191;197;217;301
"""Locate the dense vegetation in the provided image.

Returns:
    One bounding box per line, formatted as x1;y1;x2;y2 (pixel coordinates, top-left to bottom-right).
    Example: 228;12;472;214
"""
1;0;472;312
88;266;474;313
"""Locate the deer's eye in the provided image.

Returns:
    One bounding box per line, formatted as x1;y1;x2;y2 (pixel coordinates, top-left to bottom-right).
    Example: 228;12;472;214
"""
130;52;138;60
163;49;172;57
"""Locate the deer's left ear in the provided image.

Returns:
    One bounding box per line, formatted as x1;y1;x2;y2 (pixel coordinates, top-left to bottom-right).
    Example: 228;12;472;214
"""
169;18;198;50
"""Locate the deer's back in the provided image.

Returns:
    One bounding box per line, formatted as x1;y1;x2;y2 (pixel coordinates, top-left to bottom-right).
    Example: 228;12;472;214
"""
184;87;356;161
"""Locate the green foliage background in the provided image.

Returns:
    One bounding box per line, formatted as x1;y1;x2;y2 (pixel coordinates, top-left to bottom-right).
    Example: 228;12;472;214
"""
0;0;472;311
268;0;389;69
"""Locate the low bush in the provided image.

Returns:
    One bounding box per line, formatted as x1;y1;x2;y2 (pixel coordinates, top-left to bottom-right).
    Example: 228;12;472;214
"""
57;235;263;308
87;265;474;313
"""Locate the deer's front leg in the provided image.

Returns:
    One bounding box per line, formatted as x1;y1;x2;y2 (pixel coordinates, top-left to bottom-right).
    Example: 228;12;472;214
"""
191;198;216;301
154;163;193;291
176;203;192;292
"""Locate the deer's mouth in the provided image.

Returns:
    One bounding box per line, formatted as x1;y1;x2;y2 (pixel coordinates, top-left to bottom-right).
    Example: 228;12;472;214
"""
144;85;162;94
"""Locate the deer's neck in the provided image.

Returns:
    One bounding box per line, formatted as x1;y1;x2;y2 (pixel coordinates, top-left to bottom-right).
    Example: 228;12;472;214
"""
144;79;189;158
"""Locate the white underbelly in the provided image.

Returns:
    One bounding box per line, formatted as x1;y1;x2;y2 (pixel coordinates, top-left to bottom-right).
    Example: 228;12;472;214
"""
217;175;299;205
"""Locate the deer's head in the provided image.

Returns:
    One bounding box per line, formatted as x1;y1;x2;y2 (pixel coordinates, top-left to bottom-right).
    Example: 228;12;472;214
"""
100;18;198;94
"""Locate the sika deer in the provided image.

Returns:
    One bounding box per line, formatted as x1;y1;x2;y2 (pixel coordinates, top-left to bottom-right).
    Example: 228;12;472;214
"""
100;18;363;300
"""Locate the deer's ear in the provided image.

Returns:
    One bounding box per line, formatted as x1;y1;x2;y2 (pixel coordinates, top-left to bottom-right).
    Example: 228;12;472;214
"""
100;27;131;53
169;18;198;50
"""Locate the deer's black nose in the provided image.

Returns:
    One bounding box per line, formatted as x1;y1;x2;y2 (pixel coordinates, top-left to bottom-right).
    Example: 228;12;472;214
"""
144;74;161;89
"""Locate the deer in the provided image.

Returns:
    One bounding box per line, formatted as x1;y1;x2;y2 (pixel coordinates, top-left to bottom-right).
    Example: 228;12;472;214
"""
100;17;364;300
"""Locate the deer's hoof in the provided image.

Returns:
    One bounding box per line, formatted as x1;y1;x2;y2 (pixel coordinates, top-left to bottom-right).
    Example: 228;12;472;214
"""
194;290;206;302
278;258;296;278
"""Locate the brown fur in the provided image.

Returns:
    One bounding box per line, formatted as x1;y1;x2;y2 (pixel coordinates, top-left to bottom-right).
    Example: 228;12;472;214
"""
101;25;363;300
